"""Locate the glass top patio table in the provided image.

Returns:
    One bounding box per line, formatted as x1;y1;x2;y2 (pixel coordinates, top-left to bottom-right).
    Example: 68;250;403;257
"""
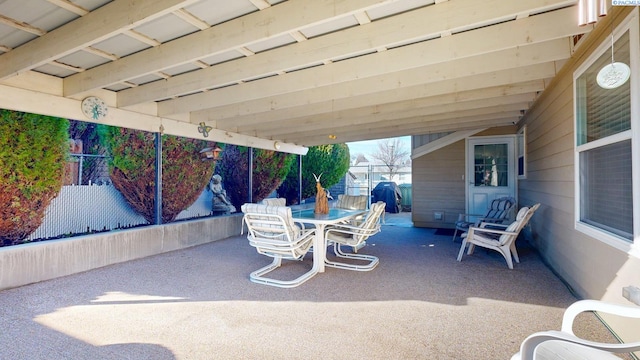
291;208;367;273
291;208;365;223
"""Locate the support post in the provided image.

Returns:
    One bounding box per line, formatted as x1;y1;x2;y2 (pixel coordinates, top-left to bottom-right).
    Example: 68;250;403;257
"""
248;147;253;204
154;132;162;225
298;155;303;204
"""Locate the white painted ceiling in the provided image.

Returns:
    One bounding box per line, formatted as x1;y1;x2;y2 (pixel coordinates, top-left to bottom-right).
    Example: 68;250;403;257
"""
0;0;593;149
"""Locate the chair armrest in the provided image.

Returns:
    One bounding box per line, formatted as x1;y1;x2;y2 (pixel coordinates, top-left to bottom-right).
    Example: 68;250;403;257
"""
469;226;517;237
478;216;505;223
516;330;640;360
326;224;380;237
478;222;509;229
561;299;640;334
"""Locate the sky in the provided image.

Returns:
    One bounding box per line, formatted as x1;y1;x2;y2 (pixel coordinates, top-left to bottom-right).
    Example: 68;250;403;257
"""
346;136;411;157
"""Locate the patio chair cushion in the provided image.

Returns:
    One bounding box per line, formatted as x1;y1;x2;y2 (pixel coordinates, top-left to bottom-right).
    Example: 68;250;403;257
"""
335;195;368;210
240;203;301;241
471;206;530;246
453;197;516;241
260;198;286;206
485;197;515;221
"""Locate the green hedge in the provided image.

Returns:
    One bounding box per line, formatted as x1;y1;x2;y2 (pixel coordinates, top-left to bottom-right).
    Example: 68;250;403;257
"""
0;110;69;246
99;126;215;223
216;145;295;208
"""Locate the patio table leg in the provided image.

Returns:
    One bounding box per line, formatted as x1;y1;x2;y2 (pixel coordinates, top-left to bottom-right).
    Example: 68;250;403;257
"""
312;224;327;273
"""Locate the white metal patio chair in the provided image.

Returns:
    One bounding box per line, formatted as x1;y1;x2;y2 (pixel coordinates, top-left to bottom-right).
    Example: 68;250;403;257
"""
511;299;640;360
452;196;516;241
241;203;316;288
335;194;368;211
456;203;539;269
334;194;370;251
324;201;386;271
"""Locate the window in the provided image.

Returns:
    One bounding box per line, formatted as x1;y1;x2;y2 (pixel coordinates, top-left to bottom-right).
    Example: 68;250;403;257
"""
574;15;638;248
473;143;508;187
517;126;527;179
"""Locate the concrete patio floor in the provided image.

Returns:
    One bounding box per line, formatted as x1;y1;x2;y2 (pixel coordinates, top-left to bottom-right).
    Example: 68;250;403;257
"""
0;216;621;359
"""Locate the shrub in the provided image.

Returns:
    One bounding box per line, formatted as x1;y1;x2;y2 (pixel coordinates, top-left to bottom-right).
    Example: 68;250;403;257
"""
0;110;69;246
99;126;215;223
216;145;295;209
279;144;350;204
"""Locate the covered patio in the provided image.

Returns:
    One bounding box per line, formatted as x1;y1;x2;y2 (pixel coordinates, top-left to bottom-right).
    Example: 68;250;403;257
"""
0;218;619;359
1;0;639;357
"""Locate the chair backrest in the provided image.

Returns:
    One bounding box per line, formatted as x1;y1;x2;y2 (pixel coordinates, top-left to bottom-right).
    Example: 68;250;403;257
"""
260;198;286;206
498;204;540;245
240;203;300;241
353;201;386;242
335;194;368;210
485;196;516;222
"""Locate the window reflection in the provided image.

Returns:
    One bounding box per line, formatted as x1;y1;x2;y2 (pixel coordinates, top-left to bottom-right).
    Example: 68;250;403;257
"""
474;144;508;187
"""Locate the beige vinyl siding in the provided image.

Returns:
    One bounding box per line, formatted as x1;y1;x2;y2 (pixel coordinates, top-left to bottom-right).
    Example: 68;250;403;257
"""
518;6;639;345
412;140;465;228
411;6;639;343
412;127;515;229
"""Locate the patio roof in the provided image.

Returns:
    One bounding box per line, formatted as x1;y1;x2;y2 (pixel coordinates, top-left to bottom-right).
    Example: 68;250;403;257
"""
0;0;592;153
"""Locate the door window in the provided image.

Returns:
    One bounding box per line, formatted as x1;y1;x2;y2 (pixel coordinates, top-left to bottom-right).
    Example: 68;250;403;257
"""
473;144;508;187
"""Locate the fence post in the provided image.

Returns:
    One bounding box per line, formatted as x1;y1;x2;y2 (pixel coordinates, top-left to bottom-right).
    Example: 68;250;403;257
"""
77;155;84;185
248;147;253;204
298;155;303;204
368;164;373;208
154;132;162;225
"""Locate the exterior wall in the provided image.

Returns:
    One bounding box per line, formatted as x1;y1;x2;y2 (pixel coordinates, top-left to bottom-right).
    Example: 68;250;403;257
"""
412;139;465;228
412;126;516;229
518;7;639;343
0;214;243;291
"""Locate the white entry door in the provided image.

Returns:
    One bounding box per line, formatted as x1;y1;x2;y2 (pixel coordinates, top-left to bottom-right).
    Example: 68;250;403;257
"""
466;136;516;217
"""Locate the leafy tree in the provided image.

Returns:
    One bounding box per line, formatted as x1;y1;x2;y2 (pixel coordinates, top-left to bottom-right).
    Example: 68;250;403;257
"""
279;144;350;204
98;126;215;223
0;110;69;246
216;145;295;209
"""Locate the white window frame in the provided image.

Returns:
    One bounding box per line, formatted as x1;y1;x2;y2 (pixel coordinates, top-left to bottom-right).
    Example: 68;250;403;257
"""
517;126;527;179
573;9;640;253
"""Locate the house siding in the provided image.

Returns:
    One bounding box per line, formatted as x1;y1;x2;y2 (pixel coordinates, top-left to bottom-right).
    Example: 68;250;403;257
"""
412;127;515;229
412;139;465;228
411;6;639;342
519;6;639;343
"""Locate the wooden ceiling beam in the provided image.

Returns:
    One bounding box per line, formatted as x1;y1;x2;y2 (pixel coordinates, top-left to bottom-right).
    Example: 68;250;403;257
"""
116;0;576;107
191;39;566;129
250;93;535;137
0;0;201;81
65;0;394;96
225;79;544;134
46;0;89;16
196;62;553;126
158;6;586;116
289;114;520;146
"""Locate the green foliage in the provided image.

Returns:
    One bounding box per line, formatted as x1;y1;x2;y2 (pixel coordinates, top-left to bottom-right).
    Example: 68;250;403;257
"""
98;126;215;223
215;145;248;210
279;144;350;204
0;110;69;246
216;145;295;209
162;136;216;221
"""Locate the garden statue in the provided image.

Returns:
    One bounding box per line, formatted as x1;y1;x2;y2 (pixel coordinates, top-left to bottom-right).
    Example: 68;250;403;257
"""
313;173;329;214
209;174;236;215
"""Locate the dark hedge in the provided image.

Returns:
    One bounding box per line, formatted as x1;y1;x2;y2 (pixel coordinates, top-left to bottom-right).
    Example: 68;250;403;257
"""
0;110;69;246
